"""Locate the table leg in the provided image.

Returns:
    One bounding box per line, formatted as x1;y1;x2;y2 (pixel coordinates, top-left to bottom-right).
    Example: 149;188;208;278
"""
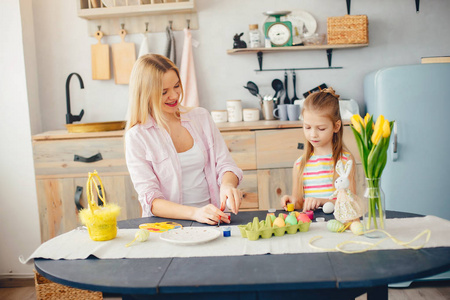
367;285;388;300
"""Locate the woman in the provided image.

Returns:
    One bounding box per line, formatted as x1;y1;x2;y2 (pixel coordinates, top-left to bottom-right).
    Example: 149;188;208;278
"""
125;54;243;225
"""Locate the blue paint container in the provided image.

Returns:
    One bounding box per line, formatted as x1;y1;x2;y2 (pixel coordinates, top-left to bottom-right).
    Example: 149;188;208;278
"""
223;227;231;237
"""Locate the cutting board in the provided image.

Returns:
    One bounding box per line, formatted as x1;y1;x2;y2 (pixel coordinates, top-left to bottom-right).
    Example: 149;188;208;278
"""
112;29;136;85
91;30;110;80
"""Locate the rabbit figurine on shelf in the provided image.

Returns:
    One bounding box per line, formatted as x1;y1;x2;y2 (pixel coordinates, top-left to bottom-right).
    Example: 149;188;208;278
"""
330;159;363;223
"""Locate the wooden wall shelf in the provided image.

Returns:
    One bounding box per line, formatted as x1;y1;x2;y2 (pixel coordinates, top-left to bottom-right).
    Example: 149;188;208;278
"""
77;0;195;20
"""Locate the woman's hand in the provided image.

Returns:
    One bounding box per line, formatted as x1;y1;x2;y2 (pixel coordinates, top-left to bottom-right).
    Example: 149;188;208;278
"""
192;204;230;225
303;197;324;211
280;195;302;211
220;183;242;214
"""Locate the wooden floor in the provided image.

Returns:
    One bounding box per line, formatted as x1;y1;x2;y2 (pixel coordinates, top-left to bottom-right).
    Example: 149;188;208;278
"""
0;279;449;299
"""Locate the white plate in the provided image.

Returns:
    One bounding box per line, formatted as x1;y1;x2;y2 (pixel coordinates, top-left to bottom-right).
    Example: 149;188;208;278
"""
159;227;221;245
287;10;317;44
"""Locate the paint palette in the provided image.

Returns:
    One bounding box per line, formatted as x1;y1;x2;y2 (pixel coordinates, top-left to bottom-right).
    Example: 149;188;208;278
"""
139;222;182;232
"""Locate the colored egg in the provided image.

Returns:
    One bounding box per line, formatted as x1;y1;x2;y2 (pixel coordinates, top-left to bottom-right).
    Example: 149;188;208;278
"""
270;215;276;222
278;213;285;220
350;221;364;235
323;202;335;214
297;213;310;223
273;217;286;227
327;219;345;232
294;211;301;218
285;214;298;226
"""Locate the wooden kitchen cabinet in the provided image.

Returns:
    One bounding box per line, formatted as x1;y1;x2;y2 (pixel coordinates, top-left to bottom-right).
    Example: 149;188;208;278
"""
32;131;140;242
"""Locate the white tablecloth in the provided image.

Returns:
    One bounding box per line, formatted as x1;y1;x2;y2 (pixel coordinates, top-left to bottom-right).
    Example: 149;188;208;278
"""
23;216;450;264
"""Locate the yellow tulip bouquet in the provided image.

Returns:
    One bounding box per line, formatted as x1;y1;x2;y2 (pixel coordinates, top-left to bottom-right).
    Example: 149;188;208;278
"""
350;114;394;230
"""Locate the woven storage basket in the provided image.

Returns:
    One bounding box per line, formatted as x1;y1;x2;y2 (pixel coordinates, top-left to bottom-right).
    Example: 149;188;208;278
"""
35;271;103;300
327;15;368;44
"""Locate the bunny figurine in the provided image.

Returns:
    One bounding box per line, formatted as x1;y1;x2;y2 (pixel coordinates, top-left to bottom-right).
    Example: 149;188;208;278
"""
330;159;363;223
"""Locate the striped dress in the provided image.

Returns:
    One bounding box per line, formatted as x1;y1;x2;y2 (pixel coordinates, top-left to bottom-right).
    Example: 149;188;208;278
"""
295;152;350;199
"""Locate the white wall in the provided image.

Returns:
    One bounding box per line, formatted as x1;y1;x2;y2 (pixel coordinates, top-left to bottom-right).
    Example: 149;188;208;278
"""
1;0;449;276
32;0;450;132
0;0;41;276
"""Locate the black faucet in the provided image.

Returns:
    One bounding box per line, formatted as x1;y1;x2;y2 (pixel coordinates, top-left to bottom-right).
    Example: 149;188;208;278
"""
66;72;85;124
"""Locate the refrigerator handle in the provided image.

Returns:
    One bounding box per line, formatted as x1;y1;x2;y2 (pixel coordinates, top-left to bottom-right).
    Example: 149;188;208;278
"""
391;121;398;161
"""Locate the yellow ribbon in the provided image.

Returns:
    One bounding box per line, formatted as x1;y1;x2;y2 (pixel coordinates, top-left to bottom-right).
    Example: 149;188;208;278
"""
309;229;431;254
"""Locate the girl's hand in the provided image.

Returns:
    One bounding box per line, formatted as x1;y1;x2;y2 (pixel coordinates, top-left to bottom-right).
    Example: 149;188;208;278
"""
220;183;242;214
280;195;302;210
303;197;323;211
192;204;230;225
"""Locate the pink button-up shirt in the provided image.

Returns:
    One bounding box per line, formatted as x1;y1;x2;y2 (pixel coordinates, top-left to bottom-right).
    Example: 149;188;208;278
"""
125;107;243;217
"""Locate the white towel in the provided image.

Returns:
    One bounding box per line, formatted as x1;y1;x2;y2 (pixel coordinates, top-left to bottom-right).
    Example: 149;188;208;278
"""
138;34;150;58
180;28;199;107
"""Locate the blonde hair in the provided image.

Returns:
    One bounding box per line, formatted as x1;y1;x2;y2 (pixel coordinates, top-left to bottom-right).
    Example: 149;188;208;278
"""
296;87;356;199
126;54;184;131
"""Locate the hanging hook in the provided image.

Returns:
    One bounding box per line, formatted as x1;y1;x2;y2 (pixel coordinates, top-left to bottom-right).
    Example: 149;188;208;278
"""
97;25;101;31
145;22;149;32
187;19;190;29
121;23;125;30
169;20;173;30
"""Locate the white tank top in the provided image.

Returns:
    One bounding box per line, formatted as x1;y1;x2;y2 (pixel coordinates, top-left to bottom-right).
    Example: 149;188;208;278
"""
177;142;211;207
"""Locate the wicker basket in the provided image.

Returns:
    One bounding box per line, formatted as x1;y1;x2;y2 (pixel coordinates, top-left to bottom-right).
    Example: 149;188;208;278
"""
327;15;368;44
35;271;103;300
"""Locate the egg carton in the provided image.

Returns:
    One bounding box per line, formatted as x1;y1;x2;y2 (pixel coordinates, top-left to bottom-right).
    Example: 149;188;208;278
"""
238;215;311;241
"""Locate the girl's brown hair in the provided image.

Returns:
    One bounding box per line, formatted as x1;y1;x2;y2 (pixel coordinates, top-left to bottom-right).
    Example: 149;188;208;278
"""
126;54;184;131
296;87;356;200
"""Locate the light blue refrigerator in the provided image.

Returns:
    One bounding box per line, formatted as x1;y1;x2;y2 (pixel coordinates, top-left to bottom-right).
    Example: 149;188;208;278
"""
365;63;450;220
364;63;450;283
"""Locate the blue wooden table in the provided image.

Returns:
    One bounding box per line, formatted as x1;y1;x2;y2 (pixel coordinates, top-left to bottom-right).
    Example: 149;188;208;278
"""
34;210;450;300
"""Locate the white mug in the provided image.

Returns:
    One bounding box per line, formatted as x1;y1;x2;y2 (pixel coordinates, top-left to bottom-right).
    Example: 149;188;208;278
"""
243;108;260;122
226;100;243;122
211;110;228;123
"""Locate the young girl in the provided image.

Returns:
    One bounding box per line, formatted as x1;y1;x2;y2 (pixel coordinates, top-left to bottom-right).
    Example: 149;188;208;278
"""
125;54;243;225
280;88;356;212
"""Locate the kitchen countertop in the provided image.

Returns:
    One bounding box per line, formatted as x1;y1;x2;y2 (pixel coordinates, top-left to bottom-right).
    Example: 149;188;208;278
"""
32;120;351;141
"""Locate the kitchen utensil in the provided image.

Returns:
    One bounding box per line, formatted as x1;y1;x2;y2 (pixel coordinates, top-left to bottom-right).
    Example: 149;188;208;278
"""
211;110;228;123
91;30;111;80
286;10;317;44
271;79;283;104
286;104;301;121
112;28;136;85
243;81;263;104
262;100;275;120
244;81;261;98
273;104;288;121
291;71;299;102
226;100;243;122
283;71;290;104
243;108;260;122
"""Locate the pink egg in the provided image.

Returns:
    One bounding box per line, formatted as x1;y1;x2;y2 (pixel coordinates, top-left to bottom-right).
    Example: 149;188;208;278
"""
297;213;310;223
305;210;314;220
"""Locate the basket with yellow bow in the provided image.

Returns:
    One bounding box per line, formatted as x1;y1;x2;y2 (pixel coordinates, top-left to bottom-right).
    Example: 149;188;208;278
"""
79;170;121;241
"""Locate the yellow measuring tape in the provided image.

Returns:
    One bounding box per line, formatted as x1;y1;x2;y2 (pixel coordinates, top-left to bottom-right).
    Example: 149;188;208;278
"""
309;229;431;254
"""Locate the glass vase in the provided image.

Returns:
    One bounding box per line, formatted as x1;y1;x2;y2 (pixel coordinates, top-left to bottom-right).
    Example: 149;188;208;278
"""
363;178;386;238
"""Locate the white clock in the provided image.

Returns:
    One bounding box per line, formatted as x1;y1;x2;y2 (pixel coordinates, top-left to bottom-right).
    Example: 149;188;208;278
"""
267;23;291;46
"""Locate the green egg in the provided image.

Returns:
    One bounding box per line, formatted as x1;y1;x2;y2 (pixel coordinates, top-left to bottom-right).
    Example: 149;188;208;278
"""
327;219;345;232
285;214;298;226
